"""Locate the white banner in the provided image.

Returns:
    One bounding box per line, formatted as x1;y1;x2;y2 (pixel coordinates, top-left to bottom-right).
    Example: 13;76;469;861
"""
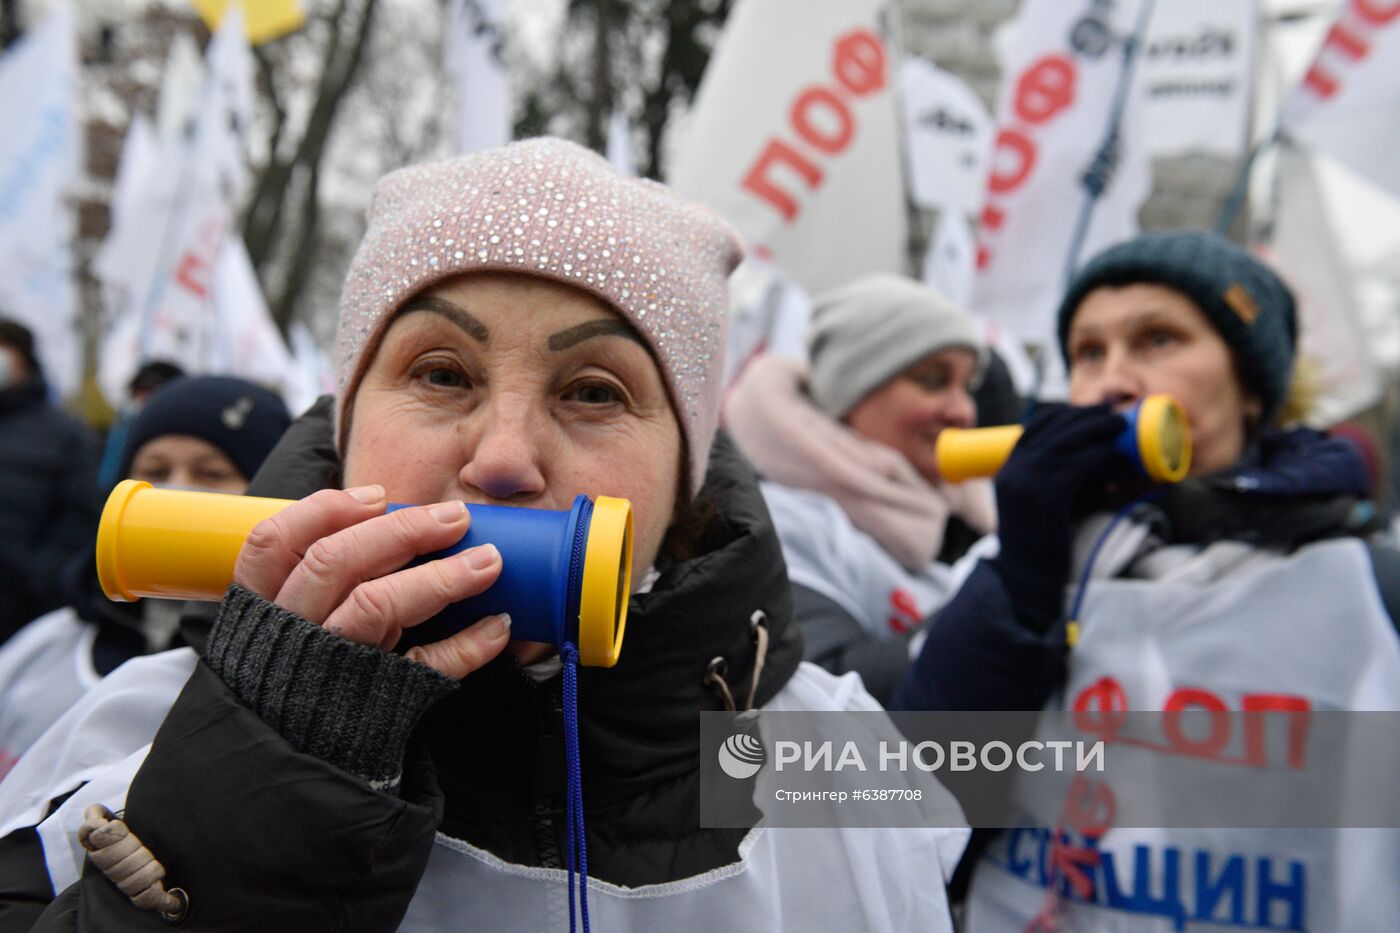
669;0;906;296
445;0;511;154
0;8;80;396
920;210;978;309
1281;0;1400;198
973;0;1153;350
900;58;993;216
1134;0;1257;157
1261;142;1381;426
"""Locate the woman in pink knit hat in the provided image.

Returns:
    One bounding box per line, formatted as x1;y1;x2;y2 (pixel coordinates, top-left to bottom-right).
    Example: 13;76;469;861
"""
1;139;966;931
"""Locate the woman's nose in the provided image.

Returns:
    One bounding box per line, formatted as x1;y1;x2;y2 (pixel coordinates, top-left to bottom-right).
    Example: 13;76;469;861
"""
457;402;548;502
942;387;976;430
1094;347;1143;409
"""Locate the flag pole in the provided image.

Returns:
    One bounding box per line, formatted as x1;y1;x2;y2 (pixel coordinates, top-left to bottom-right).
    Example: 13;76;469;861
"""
1213;123;1280;235
882;0;924;280
1061;0;1157;286
1023;0;1157;410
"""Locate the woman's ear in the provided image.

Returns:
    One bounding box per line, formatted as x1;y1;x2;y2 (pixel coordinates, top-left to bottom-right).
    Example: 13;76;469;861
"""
1241;394;1264;435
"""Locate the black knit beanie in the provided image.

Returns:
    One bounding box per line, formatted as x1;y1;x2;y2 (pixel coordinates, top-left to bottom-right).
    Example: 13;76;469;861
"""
1057;231;1298;421
119;376;292;482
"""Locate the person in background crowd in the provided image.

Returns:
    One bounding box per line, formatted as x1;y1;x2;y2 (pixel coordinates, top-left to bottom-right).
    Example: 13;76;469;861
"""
0;318;101;646
971;347;1022;431
0;138;966;932
95;360;186;490
894;231;1400;932
0;376;291;778
724;274;996;703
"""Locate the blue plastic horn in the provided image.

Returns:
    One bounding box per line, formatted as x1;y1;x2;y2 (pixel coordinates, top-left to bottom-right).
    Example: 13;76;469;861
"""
392;495;633;666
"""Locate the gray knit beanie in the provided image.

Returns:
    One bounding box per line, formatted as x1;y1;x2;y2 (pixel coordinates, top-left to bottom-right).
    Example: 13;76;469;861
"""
1057;231;1298;421
807;273;986;419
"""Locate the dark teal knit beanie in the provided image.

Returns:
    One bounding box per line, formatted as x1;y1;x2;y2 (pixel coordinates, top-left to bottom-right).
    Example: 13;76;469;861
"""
118;376;292;482
1057;231;1298;421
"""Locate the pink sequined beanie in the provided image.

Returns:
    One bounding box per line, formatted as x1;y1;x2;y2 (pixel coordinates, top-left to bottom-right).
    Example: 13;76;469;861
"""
335;137;744;493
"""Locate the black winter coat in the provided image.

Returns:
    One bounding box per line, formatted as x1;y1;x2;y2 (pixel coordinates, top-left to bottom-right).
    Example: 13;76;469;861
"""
0;377;100;643
1;399;804;931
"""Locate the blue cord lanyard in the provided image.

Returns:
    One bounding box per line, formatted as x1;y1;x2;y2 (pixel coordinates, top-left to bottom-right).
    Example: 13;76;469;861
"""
1065;494;1160;647
560;642;590;933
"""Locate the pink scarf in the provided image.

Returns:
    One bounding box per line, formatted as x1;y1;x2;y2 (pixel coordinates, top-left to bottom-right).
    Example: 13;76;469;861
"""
724;355;996;572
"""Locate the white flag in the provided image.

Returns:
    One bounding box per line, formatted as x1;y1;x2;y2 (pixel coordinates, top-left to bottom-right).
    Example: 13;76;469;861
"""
93;116;161;335
669;0;906;296
973;0;1153;349
106;115;158;235
900;58;993;216
95;114;164;405
98;8;256;402
1262;142;1381;426
155;33;204;151
444;0;511;154
920;211;978;309
209;236;292;390
287;321;335;417
1134;0;1257;157
1282;0;1400;198
607;108;635;176
0;7;80;396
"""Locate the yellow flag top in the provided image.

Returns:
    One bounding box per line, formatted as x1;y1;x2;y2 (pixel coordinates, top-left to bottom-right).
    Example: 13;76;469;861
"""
192;0;306;45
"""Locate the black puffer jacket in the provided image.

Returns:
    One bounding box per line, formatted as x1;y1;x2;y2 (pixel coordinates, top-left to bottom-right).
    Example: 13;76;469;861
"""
9;398;804;930
0;376;100;642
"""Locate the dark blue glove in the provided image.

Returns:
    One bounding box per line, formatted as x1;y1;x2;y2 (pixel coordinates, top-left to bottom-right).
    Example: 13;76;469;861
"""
989;403;1134;633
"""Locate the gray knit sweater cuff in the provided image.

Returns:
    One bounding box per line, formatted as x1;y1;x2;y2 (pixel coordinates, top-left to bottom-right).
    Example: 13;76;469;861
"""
206;583;459;790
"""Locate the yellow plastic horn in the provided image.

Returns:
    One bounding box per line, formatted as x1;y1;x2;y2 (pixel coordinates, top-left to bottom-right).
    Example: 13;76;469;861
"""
934;394;1192;484
97;480;291;602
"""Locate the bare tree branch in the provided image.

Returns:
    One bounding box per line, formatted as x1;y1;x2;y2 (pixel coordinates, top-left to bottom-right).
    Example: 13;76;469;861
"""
270;160;321;330
586;0;613;152
263;0;379;328
242;0;353;272
252;45;287;165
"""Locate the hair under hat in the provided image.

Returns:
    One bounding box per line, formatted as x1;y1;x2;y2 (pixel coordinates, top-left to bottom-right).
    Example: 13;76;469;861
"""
118;376;292;484
335;137;744;495
1057;231;1298;422
0;318;39;373
806;273;986;420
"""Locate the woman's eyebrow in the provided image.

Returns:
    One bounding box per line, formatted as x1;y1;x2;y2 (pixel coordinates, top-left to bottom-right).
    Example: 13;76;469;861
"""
548;319;645;351
1134;308;1184;326
400;297;490;344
